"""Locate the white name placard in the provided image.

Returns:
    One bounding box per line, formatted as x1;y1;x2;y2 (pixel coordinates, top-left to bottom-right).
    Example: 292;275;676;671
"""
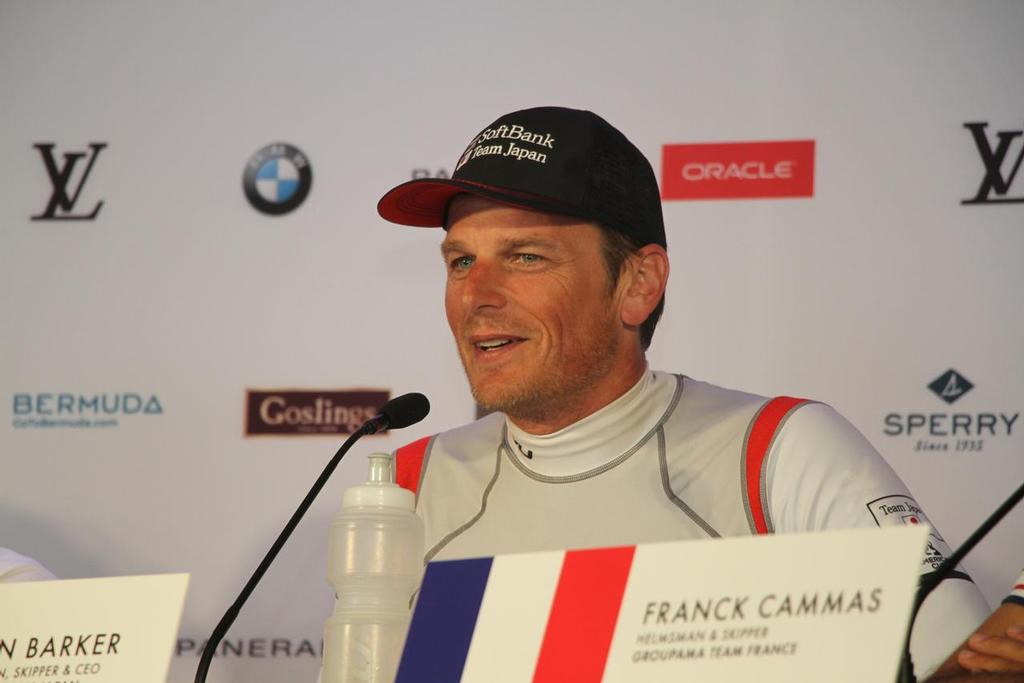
0;574;189;683
603;527;927;682
397;526;928;683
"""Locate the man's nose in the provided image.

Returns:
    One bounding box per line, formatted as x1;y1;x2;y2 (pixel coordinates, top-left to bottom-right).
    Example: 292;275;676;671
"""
462;260;507;310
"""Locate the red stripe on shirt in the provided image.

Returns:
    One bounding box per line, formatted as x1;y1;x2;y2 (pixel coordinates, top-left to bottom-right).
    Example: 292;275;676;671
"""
746;397;807;534
531;546;636;683
395;436;431;494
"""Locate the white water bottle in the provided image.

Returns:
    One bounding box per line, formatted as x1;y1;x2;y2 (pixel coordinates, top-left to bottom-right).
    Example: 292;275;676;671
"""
323;453;425;683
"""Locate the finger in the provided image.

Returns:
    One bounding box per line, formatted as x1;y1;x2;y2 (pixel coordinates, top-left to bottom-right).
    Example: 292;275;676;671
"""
970;632;1024;661
960;635;1024;672
958;648;1024;673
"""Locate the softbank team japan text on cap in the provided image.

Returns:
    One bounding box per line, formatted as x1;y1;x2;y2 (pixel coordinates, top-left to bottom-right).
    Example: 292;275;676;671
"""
377;106;667;248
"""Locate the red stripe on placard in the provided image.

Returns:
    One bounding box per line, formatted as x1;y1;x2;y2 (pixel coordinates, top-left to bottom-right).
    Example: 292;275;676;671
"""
746;397;807;534
532;546;636;683
1014;584;1024;592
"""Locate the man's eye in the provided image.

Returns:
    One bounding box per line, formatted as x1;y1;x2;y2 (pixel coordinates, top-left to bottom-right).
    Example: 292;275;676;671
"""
515;253;543;265
450;256;474;270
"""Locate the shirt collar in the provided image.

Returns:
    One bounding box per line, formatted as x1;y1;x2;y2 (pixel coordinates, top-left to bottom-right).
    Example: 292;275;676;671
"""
504;368;676;477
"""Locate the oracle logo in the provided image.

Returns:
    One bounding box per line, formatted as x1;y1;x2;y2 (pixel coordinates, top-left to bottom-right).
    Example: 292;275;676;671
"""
662;140;814;200
681;160;794;182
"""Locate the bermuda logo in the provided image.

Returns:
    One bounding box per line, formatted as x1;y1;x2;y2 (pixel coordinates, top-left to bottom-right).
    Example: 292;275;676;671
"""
12;392;163;429
32;142;107;220
962;122;1024;205
928;369;973;405
243;143;312;215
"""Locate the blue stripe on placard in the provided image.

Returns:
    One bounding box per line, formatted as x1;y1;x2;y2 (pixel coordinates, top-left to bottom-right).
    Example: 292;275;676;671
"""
395;556;494;683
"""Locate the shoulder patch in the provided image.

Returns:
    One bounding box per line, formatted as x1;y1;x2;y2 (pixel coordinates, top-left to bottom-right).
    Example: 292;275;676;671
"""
866;494;970;581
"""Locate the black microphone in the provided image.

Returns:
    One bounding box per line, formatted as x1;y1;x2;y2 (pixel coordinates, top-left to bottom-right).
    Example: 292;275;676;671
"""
363;392;431;434
897;478;1024;683
194;392;430;683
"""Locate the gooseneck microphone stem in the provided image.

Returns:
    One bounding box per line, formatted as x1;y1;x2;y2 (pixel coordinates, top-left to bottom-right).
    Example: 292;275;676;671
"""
194;392;429;683
897;478;1024;683
914;479;1024;616
194;423;373;683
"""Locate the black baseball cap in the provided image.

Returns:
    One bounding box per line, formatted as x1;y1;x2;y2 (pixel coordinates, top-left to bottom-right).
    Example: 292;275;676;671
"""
377;106;666;248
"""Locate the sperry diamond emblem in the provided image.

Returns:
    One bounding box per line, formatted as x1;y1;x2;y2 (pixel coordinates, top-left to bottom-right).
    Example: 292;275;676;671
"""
928;369;973;405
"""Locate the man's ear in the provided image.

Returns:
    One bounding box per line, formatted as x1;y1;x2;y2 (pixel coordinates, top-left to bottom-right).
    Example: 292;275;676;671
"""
620;244;669;327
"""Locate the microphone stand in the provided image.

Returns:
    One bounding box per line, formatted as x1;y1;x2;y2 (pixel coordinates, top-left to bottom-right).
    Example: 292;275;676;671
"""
194;423;374;683
896;478;1024;683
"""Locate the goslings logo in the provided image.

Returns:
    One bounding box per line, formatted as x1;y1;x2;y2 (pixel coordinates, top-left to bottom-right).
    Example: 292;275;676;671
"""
11;392;164;429
882;370;1019;453
243;143;312;215
661;140;815;200
245;389;389;436
962;122;1024;205
32;142;107;221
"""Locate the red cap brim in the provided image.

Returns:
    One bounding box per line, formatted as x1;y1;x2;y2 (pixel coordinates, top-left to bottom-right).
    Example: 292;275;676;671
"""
377;179;465;227
377;178;589;228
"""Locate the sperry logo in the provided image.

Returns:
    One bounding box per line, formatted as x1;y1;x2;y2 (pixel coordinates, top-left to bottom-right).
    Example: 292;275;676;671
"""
928;370;974;405
32;143;107;221
962;122;1024;205
883;369;1019;453
455;124;555;171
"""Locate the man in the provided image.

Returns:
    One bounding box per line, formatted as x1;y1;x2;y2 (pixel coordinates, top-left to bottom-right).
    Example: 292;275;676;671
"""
376;106;992;679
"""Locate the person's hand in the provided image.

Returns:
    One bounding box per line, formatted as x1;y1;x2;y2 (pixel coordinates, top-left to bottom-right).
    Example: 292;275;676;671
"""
958;626;1024;674
929;602;1024;680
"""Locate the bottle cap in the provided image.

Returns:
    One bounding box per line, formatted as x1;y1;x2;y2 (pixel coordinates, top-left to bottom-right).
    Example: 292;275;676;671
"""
341;453;415;510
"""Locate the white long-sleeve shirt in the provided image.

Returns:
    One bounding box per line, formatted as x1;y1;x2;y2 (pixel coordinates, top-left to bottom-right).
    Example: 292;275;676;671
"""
397;370;990;677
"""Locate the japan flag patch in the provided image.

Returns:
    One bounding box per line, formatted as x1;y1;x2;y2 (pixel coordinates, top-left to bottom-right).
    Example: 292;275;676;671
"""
866;494;968;580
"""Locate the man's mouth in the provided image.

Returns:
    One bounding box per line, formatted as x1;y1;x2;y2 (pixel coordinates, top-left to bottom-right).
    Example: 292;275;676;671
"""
477;338;514;351
470;336;525;353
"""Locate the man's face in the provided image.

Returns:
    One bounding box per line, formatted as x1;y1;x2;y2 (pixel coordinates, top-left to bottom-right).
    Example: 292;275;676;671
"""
441;195;636;432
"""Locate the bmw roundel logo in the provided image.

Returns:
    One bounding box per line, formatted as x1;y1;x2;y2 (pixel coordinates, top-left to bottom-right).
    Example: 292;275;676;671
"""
242;143;312;215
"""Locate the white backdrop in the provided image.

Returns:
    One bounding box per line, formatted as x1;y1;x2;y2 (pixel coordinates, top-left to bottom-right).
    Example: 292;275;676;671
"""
2;2;1022;682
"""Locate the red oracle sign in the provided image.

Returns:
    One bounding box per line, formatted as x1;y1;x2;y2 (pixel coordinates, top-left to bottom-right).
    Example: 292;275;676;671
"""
661;140;815;200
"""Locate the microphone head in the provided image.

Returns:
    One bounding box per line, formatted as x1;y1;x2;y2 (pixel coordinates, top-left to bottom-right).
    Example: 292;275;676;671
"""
379;392;430;431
